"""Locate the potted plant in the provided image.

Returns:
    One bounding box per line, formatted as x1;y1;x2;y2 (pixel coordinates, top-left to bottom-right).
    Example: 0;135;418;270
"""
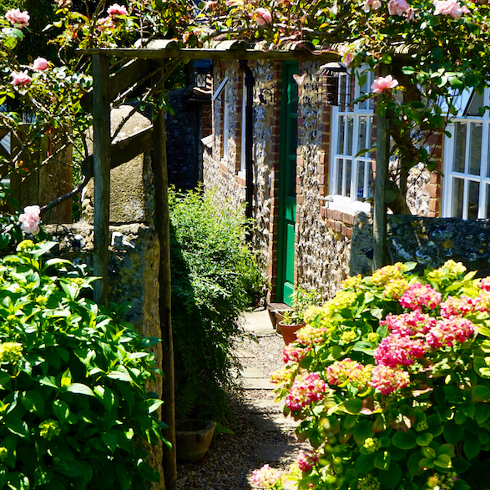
278;286;321;345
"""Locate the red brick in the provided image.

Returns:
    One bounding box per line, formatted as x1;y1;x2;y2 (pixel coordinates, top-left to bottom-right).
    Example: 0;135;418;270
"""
332;209;343;221
297;194;304;205
326;208;333;219
342;225;353;237
334;221;342;233
320;206;327;218
342;212;354;225
429;198;440;214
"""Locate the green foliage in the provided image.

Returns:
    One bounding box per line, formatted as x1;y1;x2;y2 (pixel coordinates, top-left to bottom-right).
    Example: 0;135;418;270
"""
0;240;167;490
169;186;266;423
272;261;490;490
282;286;321;326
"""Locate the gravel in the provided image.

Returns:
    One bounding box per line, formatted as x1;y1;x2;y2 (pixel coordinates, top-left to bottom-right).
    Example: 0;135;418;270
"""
176;332;308;490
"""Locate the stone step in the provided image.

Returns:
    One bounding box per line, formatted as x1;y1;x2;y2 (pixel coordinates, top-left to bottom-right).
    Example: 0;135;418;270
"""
242;378;275;390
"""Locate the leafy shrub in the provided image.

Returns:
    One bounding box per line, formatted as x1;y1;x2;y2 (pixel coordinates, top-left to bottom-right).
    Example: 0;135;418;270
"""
0;240;167;490
169;186;266;423
269;260;490;490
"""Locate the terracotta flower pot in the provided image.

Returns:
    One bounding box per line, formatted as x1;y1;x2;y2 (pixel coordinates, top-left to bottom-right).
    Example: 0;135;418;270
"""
175;419;217;463
279;321;305;345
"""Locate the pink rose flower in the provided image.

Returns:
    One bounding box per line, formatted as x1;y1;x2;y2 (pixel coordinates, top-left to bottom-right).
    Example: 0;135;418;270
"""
371;74;399;94
388;0;410;15
362;0;382;11
11;71;32;87
57;0;72;7
297;450;319;472
5;8;30;28
433;0;469;19
253;7;272;25
19;205;41;235
33;58;50;71
339;45;355;67
252;464;282;488
97;17;115;31
107;3;128;16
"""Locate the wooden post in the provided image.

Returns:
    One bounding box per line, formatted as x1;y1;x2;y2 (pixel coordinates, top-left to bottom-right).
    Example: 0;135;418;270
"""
92;54;111;306
373;66;389;271
152;68;176;490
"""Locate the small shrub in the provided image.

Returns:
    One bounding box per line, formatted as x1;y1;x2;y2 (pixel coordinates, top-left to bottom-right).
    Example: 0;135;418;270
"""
0;240;167;490
269;260;490;490
169;186;265;423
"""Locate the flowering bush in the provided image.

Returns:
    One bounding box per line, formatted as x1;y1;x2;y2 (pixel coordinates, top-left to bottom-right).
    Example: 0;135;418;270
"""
0;240;167;489
269;261;490;490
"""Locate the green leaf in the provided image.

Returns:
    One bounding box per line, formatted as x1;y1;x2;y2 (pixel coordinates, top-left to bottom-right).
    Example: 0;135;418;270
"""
374;451;391;470
421;446;437;459
472;385;490;402
146;399;164;414
416;433;433;446
107;370;132;383
102;431;118;453
34;467;53;486
343;398;362;414
354;420;373;445
6;419;29;440
434;454;452;469
21;391;45;416
137;461;160;483
60;369;72;389
378;462;401;489
67;383;95;397
443;421;464;445
56;461;87;478
53;400;70;424
354;453;376;473
463;438;480;460
116;463;131;490
392;430;417;450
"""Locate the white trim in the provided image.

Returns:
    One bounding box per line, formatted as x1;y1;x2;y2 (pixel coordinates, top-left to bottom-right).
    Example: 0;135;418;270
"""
212;76;228;101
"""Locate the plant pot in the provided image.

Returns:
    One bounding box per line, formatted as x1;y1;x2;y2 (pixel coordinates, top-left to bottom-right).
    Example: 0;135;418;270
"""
279;321;305;345
269;309;289;334
175;419;217;463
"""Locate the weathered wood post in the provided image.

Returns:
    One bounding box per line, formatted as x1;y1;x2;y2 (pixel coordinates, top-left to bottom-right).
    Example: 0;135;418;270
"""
152;65;177;490
373;66;389;270
92;54;111;306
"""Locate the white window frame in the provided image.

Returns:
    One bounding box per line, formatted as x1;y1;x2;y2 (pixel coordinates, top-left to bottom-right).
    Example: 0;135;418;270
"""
442;88;490;219
328;70;374;214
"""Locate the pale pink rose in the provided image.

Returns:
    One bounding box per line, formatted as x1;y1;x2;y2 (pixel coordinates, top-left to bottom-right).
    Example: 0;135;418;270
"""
33;58;50;71
433;0;468;18
388;0;410;15
254;7;272;25
11;71;32;87
371;74;399;94
107;3;128;16
5;8;30;28
339;45;355;67
362;0;382;11
19;205;41;235
225;0;244;6
57;0;72;7
97;17;115;31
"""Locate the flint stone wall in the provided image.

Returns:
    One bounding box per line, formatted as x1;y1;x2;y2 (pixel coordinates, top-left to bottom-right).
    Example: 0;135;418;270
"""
351;213;490;278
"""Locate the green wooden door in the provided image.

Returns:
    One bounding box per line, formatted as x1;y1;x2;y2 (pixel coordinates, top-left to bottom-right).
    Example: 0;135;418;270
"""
277;62;299;306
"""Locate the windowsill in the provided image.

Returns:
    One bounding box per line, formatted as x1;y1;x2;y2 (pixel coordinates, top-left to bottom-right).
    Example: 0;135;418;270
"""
237;169;246;180
323;196;372;215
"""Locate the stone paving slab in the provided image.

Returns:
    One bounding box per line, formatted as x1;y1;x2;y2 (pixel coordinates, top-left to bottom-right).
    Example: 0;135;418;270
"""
243;398;284;414
241;367;268;378
242;378;275;389
250;412;297;432
252;443;297;462
233;348;255;358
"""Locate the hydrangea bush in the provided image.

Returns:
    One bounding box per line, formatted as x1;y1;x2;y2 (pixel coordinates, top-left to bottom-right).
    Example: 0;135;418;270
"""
264;261;490;490
0;240;167;490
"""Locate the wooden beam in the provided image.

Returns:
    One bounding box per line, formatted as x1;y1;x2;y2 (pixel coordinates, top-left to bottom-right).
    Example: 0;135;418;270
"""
92;54;111;306
373;66;389;270
78;47;341;62
80;58;154;111
152;70;177;490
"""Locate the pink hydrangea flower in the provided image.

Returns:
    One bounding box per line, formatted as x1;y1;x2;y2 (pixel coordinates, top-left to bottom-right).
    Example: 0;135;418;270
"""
327;358;364;385
11;71;32;87
19;205;41;235
362;0;382;11
286;373;326;411
371;75;399;94
283;345;310;364
475;290;490;313
399;282;442;310
97;16;115;31
440;295;476;318
481;277;490;291
433;0;469;19
107;3;128;16
253;7;272;25
252;464;282;488
374;335;427;367
5;8;29;28
383;311;436;336
33;58;49;71
370;365;410;395
388;0;410;15
297;450;319;472
426;317;474;348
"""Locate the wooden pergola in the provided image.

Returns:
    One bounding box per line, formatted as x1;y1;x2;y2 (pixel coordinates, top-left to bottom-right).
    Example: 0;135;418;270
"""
80;39;389;489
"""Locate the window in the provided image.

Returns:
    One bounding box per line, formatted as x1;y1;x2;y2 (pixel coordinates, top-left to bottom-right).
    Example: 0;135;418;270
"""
222;83;230;160
329;70;374;213
442;89;490;219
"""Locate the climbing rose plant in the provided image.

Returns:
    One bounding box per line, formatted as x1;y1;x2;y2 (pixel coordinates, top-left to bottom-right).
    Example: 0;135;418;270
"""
265;260;490;490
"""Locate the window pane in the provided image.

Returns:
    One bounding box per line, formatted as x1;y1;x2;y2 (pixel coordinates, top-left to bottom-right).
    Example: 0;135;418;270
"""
452;178;464;218
336;158;343;195
465;90;484;117
345;159;352;197
338;116;345;154
358;116;368;152
453;123;466;173
469;122;482;176
357;161;365;199
346;116;353;156
468;181;479;219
